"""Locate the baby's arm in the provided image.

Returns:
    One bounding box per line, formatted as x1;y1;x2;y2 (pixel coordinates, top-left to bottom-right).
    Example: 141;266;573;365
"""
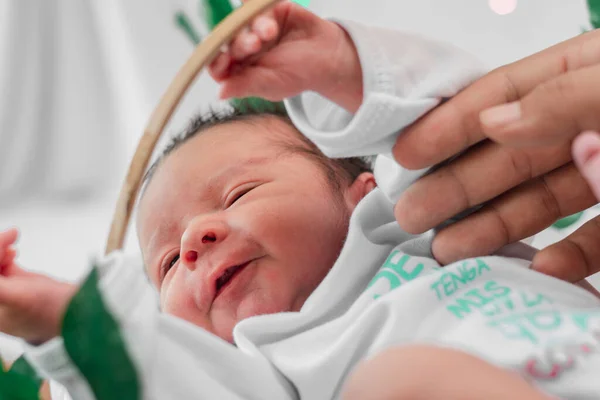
0;228;77;344
208;0;363;112
209;2;484;201
342;345;553;400
0;228;78;400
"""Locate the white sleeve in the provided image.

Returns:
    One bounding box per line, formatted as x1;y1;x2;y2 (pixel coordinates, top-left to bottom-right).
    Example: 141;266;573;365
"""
284;20;486;202
22;251;156;400
25;338;94;399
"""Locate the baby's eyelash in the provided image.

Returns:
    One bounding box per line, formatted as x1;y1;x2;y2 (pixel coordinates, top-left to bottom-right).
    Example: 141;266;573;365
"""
169;254;180;268
160;253;180;281
226;185;255;207
229;190;248;205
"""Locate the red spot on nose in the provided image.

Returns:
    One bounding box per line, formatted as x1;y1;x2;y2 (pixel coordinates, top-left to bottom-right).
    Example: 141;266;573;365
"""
185;251;198;262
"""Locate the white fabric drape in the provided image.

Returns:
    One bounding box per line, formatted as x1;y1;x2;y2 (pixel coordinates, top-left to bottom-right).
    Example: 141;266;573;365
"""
0;1;116;203
0;0;220;205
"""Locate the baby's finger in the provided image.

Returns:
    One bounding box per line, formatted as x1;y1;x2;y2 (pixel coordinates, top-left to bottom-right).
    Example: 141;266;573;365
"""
251;15;278;41
0;228;18;248
219;65;263;99
0;248;17;269
573;131;600;200
209;52;233;81
220;64;292;101
1;254;33;278
230;29;262;61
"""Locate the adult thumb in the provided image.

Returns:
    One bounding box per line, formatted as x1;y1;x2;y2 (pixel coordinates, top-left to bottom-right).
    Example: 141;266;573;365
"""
480;64;600;147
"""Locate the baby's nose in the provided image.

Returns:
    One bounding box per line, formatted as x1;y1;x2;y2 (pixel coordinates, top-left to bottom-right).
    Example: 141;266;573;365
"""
180;217;229;269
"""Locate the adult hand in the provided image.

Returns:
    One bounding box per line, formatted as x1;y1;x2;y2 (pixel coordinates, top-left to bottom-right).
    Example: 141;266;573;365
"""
573;130;600;200
392;29;600;283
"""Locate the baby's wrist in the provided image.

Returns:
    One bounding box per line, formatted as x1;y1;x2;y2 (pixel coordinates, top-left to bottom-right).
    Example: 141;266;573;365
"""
312;22;363;113
26;335;54;347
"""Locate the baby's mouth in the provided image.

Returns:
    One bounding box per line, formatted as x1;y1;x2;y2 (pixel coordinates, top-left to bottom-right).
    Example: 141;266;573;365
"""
214;261;250;298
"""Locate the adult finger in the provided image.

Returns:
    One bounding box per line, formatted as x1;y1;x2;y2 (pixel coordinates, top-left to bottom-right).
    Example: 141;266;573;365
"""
531;215;600;283
431;162;597;264
394;29;600;170
394;141;571;234
481;64;600;147
573;130;600;200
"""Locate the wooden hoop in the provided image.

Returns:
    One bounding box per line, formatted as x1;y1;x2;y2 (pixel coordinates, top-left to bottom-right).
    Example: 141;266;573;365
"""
105;0;281;254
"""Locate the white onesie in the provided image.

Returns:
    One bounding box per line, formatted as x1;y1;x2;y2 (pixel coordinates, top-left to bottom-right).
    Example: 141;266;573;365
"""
24;20;600;400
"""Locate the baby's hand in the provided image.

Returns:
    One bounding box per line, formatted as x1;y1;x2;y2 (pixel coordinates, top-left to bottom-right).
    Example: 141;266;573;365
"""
208;0;363;112
0;229;77;344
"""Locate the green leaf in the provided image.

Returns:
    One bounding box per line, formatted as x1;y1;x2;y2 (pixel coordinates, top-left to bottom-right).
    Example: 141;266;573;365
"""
552;211;584;229
588;0;600;29
231;97;285;113
8;357;42;390
175;11;202;45
0;356;41;400
202;0;235;30
201;0;285;114
0;373;40;400
62;267;140;400
291;0;311;7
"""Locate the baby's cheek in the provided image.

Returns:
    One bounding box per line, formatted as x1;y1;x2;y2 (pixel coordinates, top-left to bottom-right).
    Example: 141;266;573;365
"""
236;292;293;321
161;283;202;322
239;271;296;316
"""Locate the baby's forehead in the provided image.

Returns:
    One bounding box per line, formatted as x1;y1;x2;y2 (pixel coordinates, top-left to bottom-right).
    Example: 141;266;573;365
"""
174;116;308;162
138;115;313;210
148;117;305;186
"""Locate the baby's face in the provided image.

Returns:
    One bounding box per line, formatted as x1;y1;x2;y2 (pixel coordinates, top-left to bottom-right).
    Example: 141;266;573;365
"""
137;119;354;342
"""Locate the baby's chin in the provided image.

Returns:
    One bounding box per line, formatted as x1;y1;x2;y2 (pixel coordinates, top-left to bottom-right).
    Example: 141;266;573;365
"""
213;299;296;343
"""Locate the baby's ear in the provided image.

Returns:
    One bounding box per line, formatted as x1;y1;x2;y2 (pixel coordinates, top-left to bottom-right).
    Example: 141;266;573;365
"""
345;172;376;209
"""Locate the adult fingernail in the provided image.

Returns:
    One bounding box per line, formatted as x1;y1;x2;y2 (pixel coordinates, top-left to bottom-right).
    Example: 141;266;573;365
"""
480;101;522;128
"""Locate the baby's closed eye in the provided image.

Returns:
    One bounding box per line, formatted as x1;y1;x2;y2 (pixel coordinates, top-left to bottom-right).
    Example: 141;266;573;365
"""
159;253;180;282
225;184;259;208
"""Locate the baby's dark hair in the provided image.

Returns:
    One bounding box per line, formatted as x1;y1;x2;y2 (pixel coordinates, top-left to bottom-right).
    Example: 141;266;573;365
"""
143;104;372;192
